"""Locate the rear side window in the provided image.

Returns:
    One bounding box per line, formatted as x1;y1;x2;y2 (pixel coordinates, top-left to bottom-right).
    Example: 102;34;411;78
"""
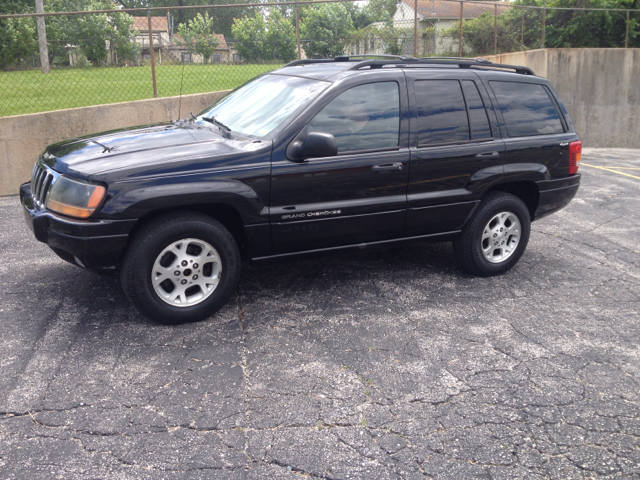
461;81;492;140
308;82;400;153
490;81;564;137
415;80;468;145
414;79;492;146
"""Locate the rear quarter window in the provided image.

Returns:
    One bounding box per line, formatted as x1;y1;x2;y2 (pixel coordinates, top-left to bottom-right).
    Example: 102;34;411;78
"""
490;81;564;137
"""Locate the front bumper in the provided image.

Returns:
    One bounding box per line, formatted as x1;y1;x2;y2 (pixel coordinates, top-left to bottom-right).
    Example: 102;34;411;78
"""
20;182;137;269
534;174;581;220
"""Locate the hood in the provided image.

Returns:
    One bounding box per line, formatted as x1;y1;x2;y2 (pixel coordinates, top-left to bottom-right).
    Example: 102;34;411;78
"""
41;122;259;179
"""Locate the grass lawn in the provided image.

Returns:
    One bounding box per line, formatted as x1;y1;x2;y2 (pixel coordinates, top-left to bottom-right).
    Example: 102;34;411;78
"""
0;63;282;117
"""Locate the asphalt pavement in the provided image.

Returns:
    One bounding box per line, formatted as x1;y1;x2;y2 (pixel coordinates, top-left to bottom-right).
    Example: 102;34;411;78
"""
0;148;639;479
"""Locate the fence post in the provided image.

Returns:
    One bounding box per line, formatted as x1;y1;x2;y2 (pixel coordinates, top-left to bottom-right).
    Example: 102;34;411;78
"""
414;0;418;57
296;3;301;60
541;4;546;48
494;4;497;55
147;11;158;99
35;0;50;74
625;10;629;48
459;2;464;57
521;7;525;51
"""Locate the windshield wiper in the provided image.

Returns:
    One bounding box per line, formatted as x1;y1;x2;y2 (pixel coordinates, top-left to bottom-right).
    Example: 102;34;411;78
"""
202;116;231;138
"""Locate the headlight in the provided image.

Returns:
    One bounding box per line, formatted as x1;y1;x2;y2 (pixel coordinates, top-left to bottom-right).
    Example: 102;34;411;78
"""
45;175;106;219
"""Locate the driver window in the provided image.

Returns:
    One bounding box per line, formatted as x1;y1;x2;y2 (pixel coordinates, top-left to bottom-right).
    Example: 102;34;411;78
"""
308;82;400;154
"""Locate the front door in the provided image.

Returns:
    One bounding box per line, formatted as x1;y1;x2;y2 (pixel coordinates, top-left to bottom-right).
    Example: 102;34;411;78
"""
269;76;410;254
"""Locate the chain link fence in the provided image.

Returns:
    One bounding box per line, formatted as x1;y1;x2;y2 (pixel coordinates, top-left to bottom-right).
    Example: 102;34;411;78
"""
1;0;638;117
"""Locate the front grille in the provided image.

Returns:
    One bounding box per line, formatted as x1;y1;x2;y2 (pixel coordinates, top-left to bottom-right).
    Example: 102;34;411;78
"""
30;161;57;208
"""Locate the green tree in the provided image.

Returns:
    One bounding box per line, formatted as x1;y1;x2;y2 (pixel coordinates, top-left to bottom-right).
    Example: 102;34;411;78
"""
232;10;296;62
301;3;355;58
1;0;135;68
265;10;297;62
177;12;220;63
43;0;135;66
0;18;39;69
0;0;35;69
362;0;398;26
232;12;267;61
443;0;639;56
544;0;639;48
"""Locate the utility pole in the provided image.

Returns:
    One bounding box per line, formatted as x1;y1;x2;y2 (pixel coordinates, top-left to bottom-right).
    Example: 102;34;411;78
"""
35;0;50;74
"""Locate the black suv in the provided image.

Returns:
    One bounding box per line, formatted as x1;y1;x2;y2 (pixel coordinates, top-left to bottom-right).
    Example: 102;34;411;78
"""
20;56;582;324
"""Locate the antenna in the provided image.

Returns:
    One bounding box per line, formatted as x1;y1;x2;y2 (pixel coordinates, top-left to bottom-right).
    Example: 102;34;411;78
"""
177;60;185;120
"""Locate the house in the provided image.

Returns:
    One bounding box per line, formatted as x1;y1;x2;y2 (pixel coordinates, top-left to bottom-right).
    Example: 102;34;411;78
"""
130;15;233;64
393;0;511;55
131;15;172;64
170;33;233;64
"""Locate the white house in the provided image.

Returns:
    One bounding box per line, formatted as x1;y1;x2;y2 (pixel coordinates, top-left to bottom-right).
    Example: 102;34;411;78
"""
393;0;511;55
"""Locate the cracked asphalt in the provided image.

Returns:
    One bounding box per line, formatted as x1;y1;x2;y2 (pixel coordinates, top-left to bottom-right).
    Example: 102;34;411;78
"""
1;148;639;479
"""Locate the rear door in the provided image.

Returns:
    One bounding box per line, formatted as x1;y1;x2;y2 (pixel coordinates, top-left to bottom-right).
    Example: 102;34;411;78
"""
404;71;505;236
483;78;577;180
269;72;411;254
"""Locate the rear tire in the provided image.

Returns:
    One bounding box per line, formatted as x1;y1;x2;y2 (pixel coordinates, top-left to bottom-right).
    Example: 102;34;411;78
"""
121;212;241;324
454;192;531;277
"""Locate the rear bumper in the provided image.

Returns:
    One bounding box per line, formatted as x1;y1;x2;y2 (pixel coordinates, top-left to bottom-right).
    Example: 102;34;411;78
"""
534;174;581;221
20;182;136;269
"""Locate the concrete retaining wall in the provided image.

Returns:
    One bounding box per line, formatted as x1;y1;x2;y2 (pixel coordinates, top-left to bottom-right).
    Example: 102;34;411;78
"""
0;91;229;197
484;48;640;150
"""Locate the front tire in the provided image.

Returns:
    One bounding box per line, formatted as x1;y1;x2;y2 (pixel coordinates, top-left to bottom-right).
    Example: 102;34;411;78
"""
121;212;241;324
454;192;531;277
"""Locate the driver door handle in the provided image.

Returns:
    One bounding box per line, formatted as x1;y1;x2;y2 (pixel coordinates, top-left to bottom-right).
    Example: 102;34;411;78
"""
475;152;500;160
372;162;403;172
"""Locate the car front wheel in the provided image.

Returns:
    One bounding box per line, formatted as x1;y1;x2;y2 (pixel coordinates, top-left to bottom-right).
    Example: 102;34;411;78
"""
454;192;531;277
121;212;241;324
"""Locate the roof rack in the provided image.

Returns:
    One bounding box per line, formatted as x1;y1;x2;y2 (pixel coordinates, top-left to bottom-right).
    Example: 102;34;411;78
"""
282;56;535;76
284;54;416;68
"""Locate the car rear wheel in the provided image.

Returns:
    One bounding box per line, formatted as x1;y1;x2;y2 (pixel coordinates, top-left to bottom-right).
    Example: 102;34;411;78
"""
121;212;241;324
454;192;531;277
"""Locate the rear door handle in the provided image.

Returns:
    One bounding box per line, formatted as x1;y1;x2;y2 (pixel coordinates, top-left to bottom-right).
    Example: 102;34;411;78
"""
372;162;403;172
475;152;500;160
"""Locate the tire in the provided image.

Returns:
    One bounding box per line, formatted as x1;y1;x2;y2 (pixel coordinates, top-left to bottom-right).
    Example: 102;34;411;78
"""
120;212;241;325
453;192;531;277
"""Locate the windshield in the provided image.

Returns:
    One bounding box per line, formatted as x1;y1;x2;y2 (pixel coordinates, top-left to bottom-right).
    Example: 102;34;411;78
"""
197;75;328;138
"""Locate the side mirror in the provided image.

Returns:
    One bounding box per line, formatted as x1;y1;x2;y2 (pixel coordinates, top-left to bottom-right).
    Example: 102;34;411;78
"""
287;129;338;162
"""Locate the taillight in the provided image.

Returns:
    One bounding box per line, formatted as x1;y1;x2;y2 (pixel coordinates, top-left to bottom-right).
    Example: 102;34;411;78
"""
569;141;582;175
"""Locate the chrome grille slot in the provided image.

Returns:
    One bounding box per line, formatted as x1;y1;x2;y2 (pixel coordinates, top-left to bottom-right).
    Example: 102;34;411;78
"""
30;161;58;208
40;173;53;204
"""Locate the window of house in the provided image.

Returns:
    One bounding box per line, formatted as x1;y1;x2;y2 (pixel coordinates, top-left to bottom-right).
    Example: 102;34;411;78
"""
308;82;400;154
489;81;564;137
211;54;221;63
181;53;192;63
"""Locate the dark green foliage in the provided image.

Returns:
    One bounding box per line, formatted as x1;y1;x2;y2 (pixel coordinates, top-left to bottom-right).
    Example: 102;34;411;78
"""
177;12;219;63
445;0;639;56
232;10;297;62
301;3;355;58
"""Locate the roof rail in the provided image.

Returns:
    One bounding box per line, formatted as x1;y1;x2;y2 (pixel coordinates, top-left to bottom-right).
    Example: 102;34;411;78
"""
281;56;535;76
283;54;416;68
347;58;535;75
